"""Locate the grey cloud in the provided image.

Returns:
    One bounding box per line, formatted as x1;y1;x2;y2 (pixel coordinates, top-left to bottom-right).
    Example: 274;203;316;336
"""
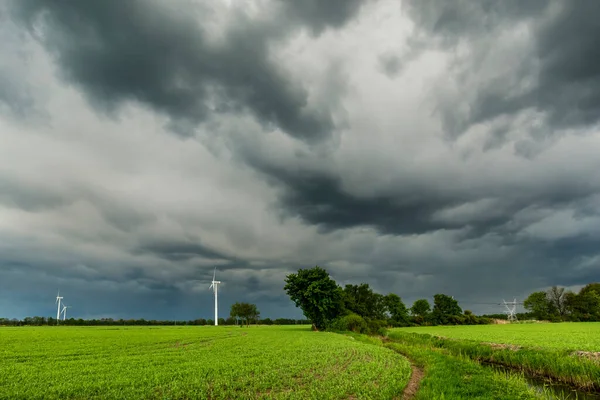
135;240;233;263
402;0;549;42
403;0;600;144
281;0;368;34
248;147;600;240
0;4;45;121
3;0;600;321
0;69;36;119
0;177;72;211
8;0;367;141
378;53;403;78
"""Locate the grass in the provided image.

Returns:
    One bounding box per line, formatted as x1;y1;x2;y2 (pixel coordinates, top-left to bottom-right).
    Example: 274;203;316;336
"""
343;333;539;400
393;322;600;351
0;325;411;399
388;324;600;391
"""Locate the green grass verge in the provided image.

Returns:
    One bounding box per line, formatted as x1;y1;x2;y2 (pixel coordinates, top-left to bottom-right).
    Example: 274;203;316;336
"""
0;326;411;399
393;322;600;351
387;330;600;391
343;333;539;400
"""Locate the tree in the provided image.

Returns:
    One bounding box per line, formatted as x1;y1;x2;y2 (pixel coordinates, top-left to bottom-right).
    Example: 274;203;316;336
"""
547;286;567;318
384;293;409;325
342;283;387;320
580;283;600;297
230;302;260;326
524;291;556;320
411;299;431;319
566;290;600;321
432;294;462;325
284;266;344;330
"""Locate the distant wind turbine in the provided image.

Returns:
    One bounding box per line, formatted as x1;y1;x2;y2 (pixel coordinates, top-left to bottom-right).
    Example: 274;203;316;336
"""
55;291;63;325
208;268;221;326
61;304;71;321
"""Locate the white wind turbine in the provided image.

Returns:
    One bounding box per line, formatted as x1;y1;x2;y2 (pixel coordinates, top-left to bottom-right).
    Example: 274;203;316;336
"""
61;304;71;321
208;268;221;326
55;291;63;325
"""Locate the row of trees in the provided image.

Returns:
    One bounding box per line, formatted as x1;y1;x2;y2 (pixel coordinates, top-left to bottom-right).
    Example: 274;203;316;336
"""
0;316;311;327
523;283;600;321
284;266;489;333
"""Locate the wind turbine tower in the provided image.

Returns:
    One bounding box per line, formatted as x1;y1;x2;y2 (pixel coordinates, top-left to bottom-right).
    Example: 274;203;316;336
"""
55;291;63;325
209;268;221;326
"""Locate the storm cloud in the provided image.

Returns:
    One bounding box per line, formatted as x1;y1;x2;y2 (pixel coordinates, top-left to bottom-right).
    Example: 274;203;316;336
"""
1;0;599;320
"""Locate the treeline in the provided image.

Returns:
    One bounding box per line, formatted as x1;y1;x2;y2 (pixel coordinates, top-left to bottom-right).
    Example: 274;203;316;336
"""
0;316;311;327
284;266;489;334
523;283;600;322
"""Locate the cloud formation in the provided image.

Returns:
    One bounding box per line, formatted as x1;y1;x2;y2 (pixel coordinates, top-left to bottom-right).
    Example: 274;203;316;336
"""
1;0;599;320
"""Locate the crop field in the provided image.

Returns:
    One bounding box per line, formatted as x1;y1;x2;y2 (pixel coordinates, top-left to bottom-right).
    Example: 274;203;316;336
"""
0;325;410;400
392;322;600;351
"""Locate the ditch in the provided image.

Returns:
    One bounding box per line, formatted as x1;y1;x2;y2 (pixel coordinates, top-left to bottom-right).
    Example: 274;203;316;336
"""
482;362;600;400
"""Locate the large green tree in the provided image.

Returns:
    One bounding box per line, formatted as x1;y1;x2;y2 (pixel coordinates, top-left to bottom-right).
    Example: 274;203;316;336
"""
524;291;557;320
565;289;600;321
432;294;462;325
342;283;387;320
580;283;600;297
410;299;431;319
284;266;343;330
384;293;409;325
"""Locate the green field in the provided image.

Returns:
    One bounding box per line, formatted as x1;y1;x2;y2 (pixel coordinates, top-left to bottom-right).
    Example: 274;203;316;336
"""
392;322;600;351
388;323;600;393
0;325;410;399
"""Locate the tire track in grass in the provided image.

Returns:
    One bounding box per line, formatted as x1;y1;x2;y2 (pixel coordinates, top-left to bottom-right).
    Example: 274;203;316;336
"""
401;363;424;400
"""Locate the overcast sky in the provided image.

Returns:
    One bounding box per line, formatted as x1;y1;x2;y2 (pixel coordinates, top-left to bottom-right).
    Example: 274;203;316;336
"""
1;0;599;320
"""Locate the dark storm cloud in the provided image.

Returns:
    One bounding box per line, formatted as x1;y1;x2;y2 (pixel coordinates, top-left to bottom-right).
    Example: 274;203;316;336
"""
403;0;600;140
254;163;462;234
247;149;600;238
8;0;367;141
135;240;233;262
0;71;36;119
402;0;548;39
281;0;367;34
0;177;72;211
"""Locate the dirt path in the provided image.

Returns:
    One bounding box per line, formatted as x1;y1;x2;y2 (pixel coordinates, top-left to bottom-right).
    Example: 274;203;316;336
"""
401;363;424;400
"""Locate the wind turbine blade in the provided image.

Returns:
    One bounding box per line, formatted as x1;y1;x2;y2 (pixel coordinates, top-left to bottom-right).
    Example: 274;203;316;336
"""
212;267;216;282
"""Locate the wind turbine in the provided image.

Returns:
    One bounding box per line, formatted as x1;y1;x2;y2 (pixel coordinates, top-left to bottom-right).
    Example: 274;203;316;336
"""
61;304;71;321
208;268;221;326
55;291;63;325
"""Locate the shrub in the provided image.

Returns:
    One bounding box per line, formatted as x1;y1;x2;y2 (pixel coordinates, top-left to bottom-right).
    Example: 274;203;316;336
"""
367;319;388;336
329;313;368;333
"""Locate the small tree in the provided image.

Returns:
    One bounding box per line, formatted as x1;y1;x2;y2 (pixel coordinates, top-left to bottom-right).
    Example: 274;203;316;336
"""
284;266;343;330
230;302;260;326
547;286;567;318
230;302;242;325
384;293;409;326
411;299;431;319
524;291;556;320
432;294;462;325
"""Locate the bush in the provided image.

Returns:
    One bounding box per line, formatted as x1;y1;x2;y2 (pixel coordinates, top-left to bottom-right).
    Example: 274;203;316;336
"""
329;313;368;333
367;319;388;336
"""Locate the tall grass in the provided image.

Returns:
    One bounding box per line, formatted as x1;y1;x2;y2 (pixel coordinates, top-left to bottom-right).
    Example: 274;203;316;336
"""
387;331;600;391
